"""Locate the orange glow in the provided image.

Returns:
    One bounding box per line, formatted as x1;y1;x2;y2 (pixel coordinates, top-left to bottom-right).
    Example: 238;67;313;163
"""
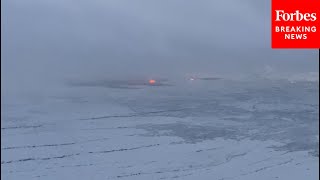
149;79;156;84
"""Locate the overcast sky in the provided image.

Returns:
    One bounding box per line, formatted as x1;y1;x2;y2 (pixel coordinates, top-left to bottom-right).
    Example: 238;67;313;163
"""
1;0;319;94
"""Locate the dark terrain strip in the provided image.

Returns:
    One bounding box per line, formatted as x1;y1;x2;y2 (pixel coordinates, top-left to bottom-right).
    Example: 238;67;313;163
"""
88;144;160;154
1;125;42;130
2;143;160;164
79;109;189;120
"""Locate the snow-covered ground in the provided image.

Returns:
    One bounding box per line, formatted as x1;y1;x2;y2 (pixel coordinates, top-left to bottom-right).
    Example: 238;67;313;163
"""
1;78;319;180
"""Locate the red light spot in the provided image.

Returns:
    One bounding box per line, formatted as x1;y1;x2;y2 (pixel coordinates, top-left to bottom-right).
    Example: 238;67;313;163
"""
149;79;156;84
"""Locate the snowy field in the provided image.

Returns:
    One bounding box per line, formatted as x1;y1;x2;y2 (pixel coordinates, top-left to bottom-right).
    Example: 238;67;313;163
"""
1;78;319;180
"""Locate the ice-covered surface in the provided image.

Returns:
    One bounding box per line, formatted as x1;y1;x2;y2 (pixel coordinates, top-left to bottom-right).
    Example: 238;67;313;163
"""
1;79;319;180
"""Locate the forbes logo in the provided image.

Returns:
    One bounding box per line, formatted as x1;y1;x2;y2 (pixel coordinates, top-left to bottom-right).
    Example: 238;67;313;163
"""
275;10;317;21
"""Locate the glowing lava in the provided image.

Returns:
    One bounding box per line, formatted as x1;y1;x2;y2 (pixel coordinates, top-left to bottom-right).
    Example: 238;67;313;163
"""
149;79;156;84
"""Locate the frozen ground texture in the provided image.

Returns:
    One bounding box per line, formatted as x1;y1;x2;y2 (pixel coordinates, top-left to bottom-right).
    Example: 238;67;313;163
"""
1;79;319;180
